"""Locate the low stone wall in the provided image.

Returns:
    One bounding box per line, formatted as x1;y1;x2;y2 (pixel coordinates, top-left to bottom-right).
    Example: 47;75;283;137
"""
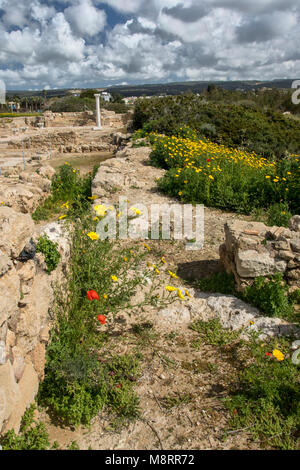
0;206;69;434
0;110;132;135
0;165;55;214
220;216;300;290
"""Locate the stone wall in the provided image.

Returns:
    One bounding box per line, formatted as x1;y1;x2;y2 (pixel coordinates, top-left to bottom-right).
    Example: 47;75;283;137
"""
0;110;132;135
0;165;55;214
0;208;69;434
220;216;300;290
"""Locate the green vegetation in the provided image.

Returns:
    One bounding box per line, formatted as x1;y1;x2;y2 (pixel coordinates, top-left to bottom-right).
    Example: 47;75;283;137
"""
225;337;300;450
48;90;128;114
32;163;97;221
243;274;299;321
49;96;95;113
36;235;61;273
0;405;54;450
190;318;240;347
134;96;300;160
0;113;41;118
148;126;299;218
190;318;300;449
38;210;146;426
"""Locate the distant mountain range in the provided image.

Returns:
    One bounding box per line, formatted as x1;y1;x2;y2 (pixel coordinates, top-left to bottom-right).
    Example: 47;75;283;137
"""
105;79;296;97
6;79;297;99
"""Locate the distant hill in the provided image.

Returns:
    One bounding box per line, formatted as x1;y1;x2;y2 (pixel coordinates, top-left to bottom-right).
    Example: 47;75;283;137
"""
5;89;68;99
6;79;297;100
105;79;296;97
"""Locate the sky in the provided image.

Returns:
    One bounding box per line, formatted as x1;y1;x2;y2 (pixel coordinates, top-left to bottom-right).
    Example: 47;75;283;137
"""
0;0;299;90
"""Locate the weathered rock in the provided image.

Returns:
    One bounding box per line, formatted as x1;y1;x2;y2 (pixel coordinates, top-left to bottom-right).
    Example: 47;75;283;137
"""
92;159;138;197
31;342;46;380
17;239;36;262
0;266;20;327
37;165;56;180
0;250;13;277
289;215;300;232
0;361;21;430
221;217;300;288
2;361;39;433
0;207;34;258
15;271;53;354
236;249;287;277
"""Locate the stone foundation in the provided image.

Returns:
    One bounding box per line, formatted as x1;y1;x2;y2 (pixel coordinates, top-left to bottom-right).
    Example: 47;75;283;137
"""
220;216;300;290
0;207;69;433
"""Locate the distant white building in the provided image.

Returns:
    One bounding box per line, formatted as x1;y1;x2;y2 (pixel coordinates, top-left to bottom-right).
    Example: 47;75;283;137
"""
123;96;138;105
101;92;112;102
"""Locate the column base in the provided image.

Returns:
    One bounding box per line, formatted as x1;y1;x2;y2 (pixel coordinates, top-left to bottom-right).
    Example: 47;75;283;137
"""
93;126;102;130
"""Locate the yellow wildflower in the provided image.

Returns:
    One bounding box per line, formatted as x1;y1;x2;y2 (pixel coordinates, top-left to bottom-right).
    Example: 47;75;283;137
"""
87;232;99;241
165;286;177;292
177;289;185;300
272;349;284;361
168;271;178;279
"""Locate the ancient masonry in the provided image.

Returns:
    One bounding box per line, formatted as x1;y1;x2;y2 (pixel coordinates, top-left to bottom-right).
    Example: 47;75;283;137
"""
220;217;300;290
0;198;70;433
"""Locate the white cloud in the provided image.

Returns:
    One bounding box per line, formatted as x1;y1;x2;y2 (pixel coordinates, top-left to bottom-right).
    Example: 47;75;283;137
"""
65;0;106;37
0;0;300;88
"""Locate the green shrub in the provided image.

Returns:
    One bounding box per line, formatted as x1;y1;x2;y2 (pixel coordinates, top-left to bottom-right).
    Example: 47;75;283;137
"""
36;235;60;273
226;338;300;450
49;96;95;113
151;130;299;215
134;96;300;160
243;274;298;321
267;202;292;227
194;272;236;296
32;163;98;221
0;405;52;450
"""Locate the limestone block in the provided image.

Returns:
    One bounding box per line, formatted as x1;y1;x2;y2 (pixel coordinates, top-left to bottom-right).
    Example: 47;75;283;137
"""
0;207;34;258
0;265;20;327
0;360;21;430
2;361;39;433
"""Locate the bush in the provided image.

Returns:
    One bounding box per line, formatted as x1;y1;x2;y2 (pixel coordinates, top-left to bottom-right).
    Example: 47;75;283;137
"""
33;163;97;221
243;274;298;321
0;405;52;450
151;130;299;215
134;96;300;160
226;338;300;450
36;235;60;273
49;96;95;113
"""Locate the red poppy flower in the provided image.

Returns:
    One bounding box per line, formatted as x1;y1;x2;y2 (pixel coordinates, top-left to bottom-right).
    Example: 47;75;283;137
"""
266;352;272;357
97;314;106;325
87;290;99;301
206;159;211;162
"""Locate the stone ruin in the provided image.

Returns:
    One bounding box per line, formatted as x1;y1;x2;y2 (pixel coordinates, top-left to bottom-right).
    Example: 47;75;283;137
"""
220;216;300;291
0;109;133;137
0;203;70;434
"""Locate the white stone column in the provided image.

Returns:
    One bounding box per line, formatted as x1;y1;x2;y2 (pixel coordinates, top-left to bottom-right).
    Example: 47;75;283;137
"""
94;93;102;130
